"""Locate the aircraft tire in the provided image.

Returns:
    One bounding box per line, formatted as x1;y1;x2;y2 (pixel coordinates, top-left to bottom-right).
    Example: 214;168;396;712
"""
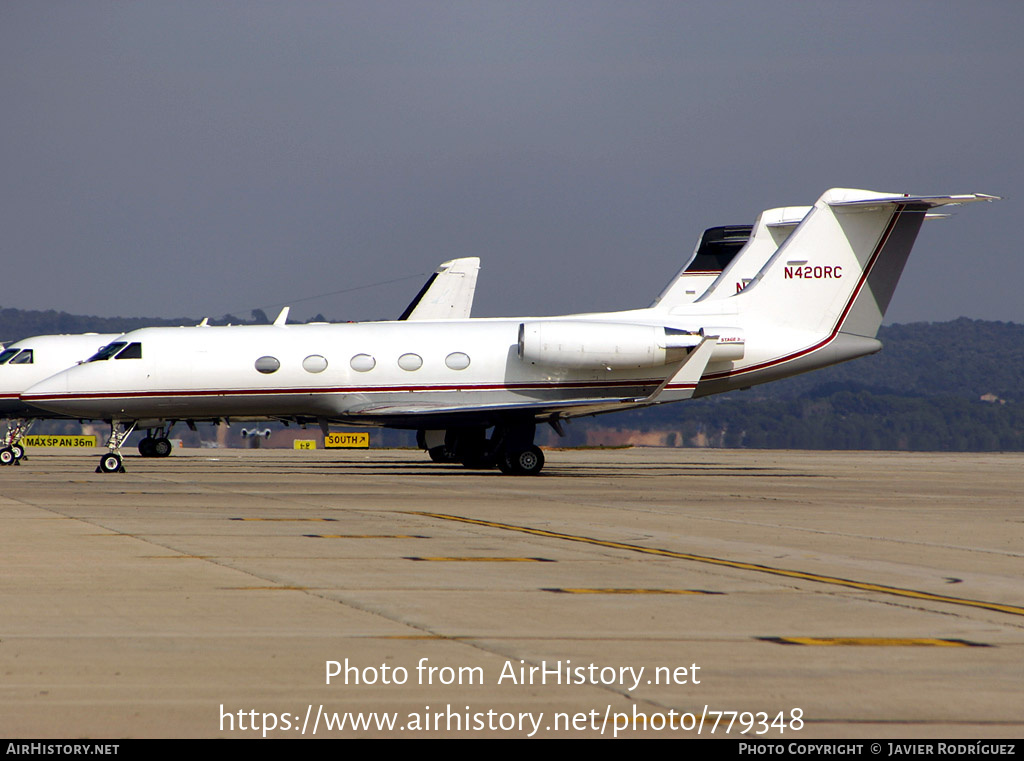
152;438;173;457
11;443;25;460
0;447;14;466
138;437;155;457
428;446;450;463
98;453;124;474
503;446;544;476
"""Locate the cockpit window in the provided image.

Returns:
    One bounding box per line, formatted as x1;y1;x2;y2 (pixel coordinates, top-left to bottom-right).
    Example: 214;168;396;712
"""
0;348;21;365
9;349;33;365
87;342;127;362
115;342;142;359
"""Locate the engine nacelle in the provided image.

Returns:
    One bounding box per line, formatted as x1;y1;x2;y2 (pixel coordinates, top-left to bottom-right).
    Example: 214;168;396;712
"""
517;321;746;370
518;321;692;370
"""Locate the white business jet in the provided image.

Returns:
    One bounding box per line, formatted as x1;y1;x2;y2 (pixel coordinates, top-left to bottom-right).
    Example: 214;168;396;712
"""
23;188;995;475
0;257;481;465
0;333;120;463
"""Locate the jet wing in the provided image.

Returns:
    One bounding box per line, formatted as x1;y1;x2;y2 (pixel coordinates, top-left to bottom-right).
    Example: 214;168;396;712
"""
334;395;639;427
331;337;719;427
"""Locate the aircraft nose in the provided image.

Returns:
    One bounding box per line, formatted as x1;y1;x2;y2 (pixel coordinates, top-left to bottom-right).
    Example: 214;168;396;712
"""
20;372;73;414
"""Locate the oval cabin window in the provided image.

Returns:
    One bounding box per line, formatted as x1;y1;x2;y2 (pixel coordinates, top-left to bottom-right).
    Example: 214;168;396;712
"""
254;356;280;374
303;355;328;373
445;352;471;370
350;354;376;372
398;353;423;371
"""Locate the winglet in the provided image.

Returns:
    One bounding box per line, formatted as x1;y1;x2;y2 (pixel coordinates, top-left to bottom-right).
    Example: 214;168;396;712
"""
273;307;290;326
400;257;481;321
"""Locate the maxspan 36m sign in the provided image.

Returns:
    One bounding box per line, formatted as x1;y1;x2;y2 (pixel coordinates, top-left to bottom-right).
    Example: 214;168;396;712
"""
24;435;98;448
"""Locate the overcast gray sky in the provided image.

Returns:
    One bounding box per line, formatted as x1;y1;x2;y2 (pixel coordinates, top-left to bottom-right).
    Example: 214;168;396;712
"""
2;1;1020;325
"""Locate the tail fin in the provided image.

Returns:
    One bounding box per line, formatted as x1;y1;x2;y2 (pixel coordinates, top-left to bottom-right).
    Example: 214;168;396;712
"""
697;205;810;302
399;257;481;321
734;189;997;338
649;224;751;309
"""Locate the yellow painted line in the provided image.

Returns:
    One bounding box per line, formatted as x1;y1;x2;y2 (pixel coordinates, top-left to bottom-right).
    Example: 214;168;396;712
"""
761;637;988;647
545;588;722;595
306;534;428;539
230;517;338;522
411;512;1024;618
144;555;214;559
405;556;554;562
231;586;313;591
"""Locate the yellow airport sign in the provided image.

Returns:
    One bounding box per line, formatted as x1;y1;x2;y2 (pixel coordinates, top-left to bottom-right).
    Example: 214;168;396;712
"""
325;432;369;449
23;435;98;448
293;439;316;450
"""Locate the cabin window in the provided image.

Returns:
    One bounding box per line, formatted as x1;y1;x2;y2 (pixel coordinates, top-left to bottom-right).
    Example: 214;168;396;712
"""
398;353;423;371
115;342;142;359
0;348;20;365
302;355;328;373
87;342;126;362
254;356;281;374
350;354;375;372
445;352;471;370
8;349;33;365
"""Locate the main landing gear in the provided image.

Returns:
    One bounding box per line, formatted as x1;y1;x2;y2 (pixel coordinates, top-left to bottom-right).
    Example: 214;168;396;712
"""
498;445;545;476
417;423;547;476
96;420;135;473
138;427;173;458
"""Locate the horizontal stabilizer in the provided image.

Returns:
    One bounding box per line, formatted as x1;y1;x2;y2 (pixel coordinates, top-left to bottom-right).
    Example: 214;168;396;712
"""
827;191;999;209
764;206;810;229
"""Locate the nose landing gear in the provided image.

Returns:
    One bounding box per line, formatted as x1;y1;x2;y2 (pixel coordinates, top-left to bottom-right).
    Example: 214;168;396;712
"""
98;452;125;473
96;420;136;474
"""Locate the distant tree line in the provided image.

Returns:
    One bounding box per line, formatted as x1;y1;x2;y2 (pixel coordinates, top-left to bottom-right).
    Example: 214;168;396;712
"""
586;389;1024;452
0;306;332;343
561;319;1024;452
